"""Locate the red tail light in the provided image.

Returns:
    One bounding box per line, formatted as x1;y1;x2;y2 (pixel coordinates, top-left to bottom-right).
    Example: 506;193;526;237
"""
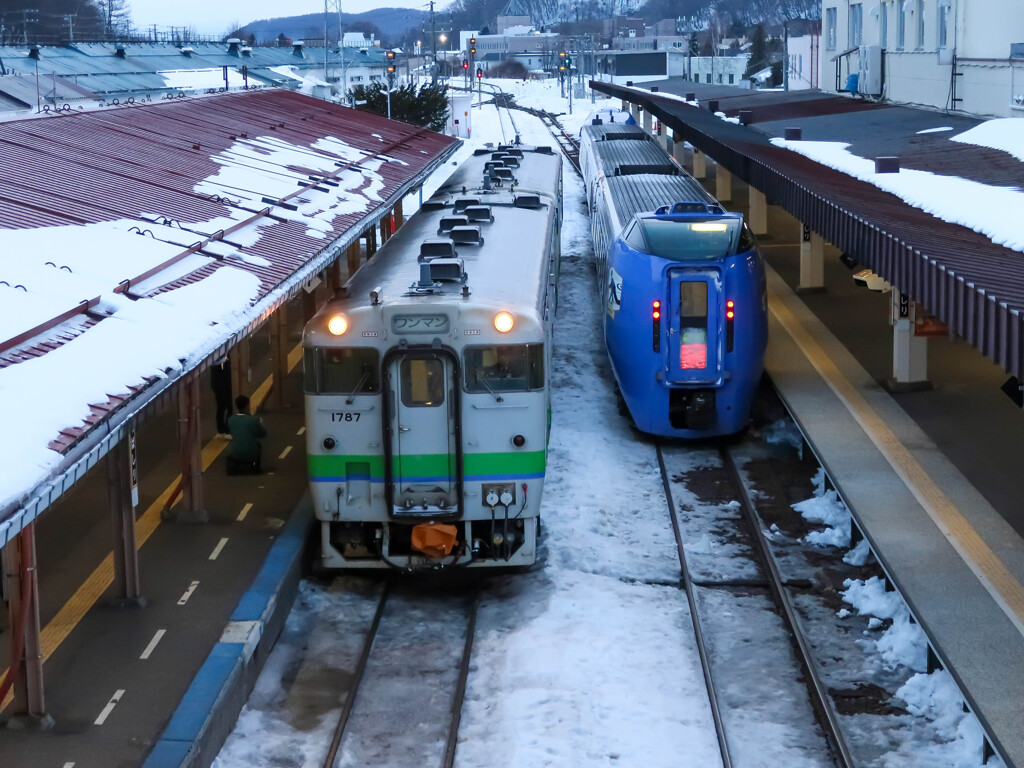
652;300;661;351
726;299;735;351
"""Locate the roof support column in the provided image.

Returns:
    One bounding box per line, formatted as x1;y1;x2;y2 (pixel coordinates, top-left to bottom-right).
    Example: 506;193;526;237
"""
630;102;639;124
748;185;767;234
175;377;207;522
797;223;826;294
379;215;391;246
366;227;378;258
715;162;732;202
231;337;251;401
672;134;687;167
5;523;49;724
621;98;628;111
642;108;652;136
346;241;361;278
269;305;289;410
394;199;405;230
107;434;143;604
889;293;931;391
692;149;706;179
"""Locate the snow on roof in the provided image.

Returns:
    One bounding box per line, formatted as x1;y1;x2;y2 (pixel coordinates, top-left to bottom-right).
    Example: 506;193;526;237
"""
0;89;457;520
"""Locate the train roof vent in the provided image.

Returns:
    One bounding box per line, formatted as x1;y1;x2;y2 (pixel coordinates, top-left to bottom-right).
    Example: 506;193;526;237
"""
498;147;525;157
465;205;494;223
419;238;457;261
533;146;553;155
450;226;483;246
422;196;448;212
513;194;542;209
484;161;503;172
427;257;467;282
491;152;509;161
438;215;469;234
500;156;520;168
494;167;515;181
654;201;723;215
453;197;479;214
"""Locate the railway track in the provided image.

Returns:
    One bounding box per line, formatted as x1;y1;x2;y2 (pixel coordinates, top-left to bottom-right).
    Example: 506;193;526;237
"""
657;439;855;768
320;580;480;768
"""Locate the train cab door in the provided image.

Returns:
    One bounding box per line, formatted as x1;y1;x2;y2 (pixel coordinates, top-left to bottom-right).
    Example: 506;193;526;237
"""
383;350;461;518
665;269;723;386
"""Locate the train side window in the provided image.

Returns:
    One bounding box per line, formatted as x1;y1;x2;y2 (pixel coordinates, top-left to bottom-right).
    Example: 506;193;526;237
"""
401;358;444;407
738;224;758;254
464;344;544;392
622;221;647;252
313;348;380;395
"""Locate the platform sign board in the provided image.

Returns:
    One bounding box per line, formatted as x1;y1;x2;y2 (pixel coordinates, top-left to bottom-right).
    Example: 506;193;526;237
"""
899;293;910;319
129;429;139;508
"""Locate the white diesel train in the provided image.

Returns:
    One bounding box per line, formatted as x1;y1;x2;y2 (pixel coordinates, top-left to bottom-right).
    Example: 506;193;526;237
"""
303;146;563;570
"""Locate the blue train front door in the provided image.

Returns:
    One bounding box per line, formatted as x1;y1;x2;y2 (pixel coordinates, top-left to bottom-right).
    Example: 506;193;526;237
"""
665;269;723;386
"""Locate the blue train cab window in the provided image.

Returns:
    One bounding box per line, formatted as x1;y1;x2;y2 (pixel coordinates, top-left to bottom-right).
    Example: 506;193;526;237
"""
401;358;445;407
679;283;709;370
306;348;380;394
635;218;741;261
623;221;647;252
465;344;544;392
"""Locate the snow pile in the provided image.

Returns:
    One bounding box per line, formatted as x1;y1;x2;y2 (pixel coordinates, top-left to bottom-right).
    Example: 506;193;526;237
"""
842;576;928;672
759;418;804;456
792;470;851;548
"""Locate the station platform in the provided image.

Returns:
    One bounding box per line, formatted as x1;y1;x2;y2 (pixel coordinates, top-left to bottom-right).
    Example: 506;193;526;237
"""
714;167;1024;767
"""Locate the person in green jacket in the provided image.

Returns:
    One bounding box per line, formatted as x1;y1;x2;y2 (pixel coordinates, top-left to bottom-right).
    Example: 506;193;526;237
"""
226;395;267;475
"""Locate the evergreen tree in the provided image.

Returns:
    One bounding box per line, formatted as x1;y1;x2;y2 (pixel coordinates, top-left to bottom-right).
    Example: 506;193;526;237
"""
744;23;767;79
350;82;450;133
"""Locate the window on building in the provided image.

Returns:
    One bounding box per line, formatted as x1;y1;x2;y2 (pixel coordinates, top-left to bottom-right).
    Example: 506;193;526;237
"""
849;3;863;47
728;73;734;84
897;1;906;48
706;73;711;83
825;6;837;50
916;0;925;48
880;1;888;48
938;0;951;48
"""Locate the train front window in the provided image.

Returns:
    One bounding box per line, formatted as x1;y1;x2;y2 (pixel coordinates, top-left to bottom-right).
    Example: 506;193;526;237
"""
636;218;741;261
401;358;444;407
308;348;380;395
679;282;709;370
465;344;544;392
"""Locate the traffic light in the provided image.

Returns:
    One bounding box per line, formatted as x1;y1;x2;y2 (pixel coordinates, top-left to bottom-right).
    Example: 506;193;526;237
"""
476;67;482;79
463;58;469;70
469;36;476;56
558;51;566;72
386;49;396;76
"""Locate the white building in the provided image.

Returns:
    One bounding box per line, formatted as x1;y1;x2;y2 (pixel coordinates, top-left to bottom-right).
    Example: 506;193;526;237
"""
787;33;822;90
820;0;1024;117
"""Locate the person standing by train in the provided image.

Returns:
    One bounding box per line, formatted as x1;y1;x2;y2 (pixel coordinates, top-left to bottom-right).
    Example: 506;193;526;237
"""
210;355;233;435
226;395;266;475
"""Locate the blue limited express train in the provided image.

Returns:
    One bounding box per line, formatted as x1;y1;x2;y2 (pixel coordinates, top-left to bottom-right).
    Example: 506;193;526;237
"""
303;146;562;570
581;120;767;438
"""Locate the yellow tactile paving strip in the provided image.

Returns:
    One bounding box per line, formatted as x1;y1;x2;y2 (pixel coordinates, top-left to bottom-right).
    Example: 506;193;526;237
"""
1;344;303;710
768;273;1024;638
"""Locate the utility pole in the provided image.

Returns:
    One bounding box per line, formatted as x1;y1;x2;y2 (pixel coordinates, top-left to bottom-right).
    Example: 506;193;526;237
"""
430;0;437;84
63;14;75;43
326;0;347;102
783;19;790;91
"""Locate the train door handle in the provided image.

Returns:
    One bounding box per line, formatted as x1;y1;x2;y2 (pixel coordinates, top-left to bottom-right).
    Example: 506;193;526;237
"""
398;425;411;433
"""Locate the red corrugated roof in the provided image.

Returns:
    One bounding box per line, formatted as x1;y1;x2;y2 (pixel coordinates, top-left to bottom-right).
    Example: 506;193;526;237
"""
0;88;458;452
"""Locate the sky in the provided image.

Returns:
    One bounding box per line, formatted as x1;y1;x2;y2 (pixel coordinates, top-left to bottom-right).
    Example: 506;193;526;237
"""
129;0;425;37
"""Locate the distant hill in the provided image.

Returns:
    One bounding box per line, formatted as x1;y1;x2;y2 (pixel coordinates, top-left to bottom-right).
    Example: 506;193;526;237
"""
240;8;427;45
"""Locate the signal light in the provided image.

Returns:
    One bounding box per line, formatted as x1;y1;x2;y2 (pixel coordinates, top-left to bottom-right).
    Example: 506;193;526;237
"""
470;37;476;45
470;46;476;55
476;68;483;79
463;58;468;69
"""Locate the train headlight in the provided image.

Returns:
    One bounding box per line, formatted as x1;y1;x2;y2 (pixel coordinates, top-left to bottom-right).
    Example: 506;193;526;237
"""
493;311;515;333
327;314;348;335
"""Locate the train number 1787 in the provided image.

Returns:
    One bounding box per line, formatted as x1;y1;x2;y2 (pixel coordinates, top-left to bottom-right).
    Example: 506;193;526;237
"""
330;412;361;422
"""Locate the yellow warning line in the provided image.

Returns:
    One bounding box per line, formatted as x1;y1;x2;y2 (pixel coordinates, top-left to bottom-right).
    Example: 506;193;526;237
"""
768;276;1024;637
1;343;304;709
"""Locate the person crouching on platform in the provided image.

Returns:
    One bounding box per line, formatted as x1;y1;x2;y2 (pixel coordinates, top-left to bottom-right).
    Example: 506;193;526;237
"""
226;395;266;475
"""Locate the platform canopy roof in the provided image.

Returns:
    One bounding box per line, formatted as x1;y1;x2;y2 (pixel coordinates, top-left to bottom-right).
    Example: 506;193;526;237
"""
594;80;1024;387
0;88;459;544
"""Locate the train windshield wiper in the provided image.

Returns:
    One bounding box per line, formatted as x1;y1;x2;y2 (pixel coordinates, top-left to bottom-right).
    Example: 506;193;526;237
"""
477;375;503;403
345;371;370;404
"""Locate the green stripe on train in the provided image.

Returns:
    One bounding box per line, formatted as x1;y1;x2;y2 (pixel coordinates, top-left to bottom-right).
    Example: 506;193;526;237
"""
308;451;546;478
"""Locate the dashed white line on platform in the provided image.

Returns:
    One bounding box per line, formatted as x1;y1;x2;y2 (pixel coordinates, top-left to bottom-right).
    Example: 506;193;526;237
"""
237;502;253;522
140;629;166;660
278;446;292;460
296;426;306;436
95;689;125;725
178;581;199;605
209;538;229;560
